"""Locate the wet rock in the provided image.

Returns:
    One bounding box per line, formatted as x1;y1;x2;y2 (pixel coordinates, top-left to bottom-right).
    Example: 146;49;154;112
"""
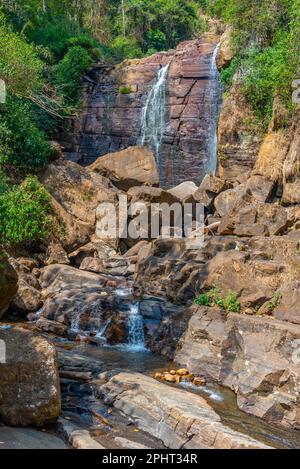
40;264;106;294
0;255;18;318
36;318;69;337
0;327;61;426
176;307;300;429
99;371;270;448
0;427;67;449
89;146;159;191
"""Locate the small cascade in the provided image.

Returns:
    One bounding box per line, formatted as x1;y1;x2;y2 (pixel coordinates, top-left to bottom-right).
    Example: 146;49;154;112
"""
139;63;170;175
127;302;146;351
205;43;223;175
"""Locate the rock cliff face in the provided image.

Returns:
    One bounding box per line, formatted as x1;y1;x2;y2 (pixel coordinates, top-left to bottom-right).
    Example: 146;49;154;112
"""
60;33;222;187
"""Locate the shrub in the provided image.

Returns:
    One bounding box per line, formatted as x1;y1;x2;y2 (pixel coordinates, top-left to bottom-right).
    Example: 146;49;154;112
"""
194;293;211;306
111;36;143;62
194;287;241;313
267;291;282;312
0;96;52;169
0;176;56;247
0;17;44;97
52;46;93;105
119;85;133;95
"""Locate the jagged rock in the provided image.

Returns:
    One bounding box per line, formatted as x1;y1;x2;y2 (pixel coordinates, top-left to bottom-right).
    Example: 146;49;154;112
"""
217;87;262;183
0;327;61;426
218;203;288;237
46;242;70;266
168;181;197;201
41;159;119;251
69;241;116;267
59;35;221;187
36;318;69;337
214;185;250;217
124;240;149;258
98;371;270;448
273;282;300;325
254;130;289;182
193;174;230;210
9;258;42;314
0;255;18;318
282;118;300;204
89;146;159;191
216;28;233;70
11;281;43;313
246;175;275;202
39;264;106;294
127;186;178;205
176;307;300;429
79;257;105;274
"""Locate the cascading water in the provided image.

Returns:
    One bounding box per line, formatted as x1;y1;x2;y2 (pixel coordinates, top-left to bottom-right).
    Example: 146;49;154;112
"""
139;63;170;177
126;302;146;351
205;43;223;175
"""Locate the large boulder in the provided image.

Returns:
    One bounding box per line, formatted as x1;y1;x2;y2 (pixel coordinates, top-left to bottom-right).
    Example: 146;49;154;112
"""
176;307;300;429
9;258;42;314
0;327;61;426
40;159;119;251
168;181;197;202
89;146;159;191
0;255;18;318
98;371;270;449
216;28;233;70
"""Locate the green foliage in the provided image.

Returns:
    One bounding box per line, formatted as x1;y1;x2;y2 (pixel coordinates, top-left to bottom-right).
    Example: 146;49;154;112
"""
0;15;44;97
111;36;143;61
52;46;93;105
220;57;239;91
0;176;56;247
119;85;133;95
267;291;282;312
0;96;52;169
194;293;211;306
195;287;241;313
0;169;8;195
204;0;300;124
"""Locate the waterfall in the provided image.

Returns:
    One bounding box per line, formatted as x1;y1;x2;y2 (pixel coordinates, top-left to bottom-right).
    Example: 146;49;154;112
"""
127;302;146;351
139;63;170;175
205;43;223;175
